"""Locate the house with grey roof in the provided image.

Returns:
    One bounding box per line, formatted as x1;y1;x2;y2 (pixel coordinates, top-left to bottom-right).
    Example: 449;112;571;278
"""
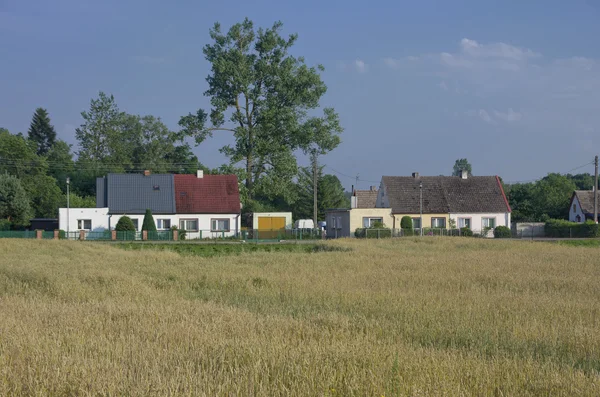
569;190;599;222
375;171;511;234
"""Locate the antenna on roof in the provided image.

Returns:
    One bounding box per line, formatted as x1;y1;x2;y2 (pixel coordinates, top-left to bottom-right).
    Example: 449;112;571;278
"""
355;174;359;189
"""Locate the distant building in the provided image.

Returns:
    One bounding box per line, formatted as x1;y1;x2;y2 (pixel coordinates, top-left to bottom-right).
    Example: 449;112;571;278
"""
569;190;598;223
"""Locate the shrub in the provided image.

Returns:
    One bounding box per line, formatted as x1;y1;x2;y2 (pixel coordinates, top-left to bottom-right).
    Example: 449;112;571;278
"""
58;229;66;239
460;227;473;237
141;209;157;232
494;226;511;238
355;221;392;238
115;216;136;232
544;219;599;238
0;219;11;231
400;216;413;229
171;226;186;240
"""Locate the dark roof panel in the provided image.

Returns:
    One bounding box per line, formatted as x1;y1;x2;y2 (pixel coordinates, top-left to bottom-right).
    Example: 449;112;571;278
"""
575;190;598;214
354;189;378;208
106;174;176;214
382;175;510;214
174;174;240;214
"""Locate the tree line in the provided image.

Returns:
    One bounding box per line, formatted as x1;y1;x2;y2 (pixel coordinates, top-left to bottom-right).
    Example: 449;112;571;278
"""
0;19;349;229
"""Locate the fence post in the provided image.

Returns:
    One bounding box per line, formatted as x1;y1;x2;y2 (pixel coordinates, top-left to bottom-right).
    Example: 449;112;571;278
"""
377;229;380;239
111;230;117;241
173;230;178;241
79;230;85;241
54;230;59;240
36;230;42;240
142;230;148;241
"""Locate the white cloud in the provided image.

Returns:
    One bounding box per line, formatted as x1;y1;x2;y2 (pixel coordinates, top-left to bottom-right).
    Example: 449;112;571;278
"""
354;59;367;73
478;109;492;123
493;108;522;122
459;38;540;61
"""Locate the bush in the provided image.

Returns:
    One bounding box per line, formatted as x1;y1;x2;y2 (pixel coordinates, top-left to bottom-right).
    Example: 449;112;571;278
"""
171;226;186;240
58;229;66;239
460;227;473;237
493;226;511;238
400;216;413;229
544;219;599;238
115;216;136;232
142;209;157;232
402;228;414;236
0;219;11;231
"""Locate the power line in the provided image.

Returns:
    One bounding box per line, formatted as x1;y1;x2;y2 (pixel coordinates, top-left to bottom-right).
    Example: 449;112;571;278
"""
504;159;596;184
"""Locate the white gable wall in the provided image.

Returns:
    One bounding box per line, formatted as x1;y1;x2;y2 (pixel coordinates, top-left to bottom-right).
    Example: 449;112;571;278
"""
569;196;586;223
59;208;110;232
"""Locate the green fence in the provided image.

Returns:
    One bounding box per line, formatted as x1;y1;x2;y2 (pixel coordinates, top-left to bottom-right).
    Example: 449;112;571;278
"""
0;231;37;239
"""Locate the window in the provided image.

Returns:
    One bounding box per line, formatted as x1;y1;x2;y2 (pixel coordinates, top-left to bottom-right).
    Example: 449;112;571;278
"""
412;217;421;229
337;216;342;229
77;219;92;231
131;219;139;231
157;219;171;230
179;219;198;231
482;217;496;228
211;219;230;231
431;217;446;228
331;217;337;228
458;218;471;228
363;217;383;228
573;204;577;213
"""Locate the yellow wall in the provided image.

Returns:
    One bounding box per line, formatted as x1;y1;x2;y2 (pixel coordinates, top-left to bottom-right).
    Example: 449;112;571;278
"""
393;213;449;228
350;209;394;231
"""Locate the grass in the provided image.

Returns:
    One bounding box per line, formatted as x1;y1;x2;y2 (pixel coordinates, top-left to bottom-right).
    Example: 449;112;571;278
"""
116;241;350;257
557;239;600;248
0;238;599;395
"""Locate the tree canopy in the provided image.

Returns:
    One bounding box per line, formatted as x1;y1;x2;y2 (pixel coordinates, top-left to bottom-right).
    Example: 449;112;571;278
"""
292;166;348;221
179;18;342;203
28;108;57;156
453;158;472;176
0;174;33;226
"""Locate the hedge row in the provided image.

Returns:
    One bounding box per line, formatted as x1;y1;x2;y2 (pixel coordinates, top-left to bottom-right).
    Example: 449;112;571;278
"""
544;219;599;238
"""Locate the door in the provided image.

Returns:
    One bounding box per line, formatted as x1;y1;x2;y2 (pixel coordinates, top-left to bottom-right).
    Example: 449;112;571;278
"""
257;217;286;239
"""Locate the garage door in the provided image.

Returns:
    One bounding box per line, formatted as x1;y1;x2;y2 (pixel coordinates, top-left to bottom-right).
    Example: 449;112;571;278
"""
257;217;286;239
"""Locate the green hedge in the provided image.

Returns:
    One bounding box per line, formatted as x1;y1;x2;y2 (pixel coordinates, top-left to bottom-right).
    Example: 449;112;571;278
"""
460;227;473;237
544;219;599;238
355;228;392;238
494;226;512;238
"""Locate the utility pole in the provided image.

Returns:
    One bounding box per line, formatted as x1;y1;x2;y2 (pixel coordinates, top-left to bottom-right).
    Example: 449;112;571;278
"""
419;181;423;237
66;177;70;238
312;150;318;229
594;155;598;223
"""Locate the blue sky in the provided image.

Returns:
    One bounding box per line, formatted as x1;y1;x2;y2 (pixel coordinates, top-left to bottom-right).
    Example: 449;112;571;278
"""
1;0;599;190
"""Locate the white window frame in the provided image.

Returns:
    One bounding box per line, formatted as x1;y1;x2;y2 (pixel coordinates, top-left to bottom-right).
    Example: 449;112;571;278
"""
179;219;198;231
363;217;383;228
482;217;496;229
131;219;139;231
211;218;230;232
411;217;421;229
458;217;471;229
77;219;92;231
431;217;446;228
156;219;171;230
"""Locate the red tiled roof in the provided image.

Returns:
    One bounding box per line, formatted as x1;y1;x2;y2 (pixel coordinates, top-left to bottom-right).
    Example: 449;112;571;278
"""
174;174;240;214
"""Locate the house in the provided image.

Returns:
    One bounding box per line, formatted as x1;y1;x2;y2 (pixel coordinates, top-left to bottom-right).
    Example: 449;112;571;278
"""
59;170;241;238
569;190;599;222
350;186;379;208
376;171;511;234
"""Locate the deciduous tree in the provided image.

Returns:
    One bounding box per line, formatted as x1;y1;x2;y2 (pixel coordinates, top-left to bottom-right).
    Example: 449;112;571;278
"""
0;174;33;226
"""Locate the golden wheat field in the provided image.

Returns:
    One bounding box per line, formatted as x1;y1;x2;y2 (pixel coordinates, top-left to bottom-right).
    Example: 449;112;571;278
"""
0;238;599;396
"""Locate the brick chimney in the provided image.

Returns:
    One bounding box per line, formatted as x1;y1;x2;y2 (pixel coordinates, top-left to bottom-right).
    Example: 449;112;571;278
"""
143;170;151;176
461;169;468;179
412;172;419;178
370;186;377;191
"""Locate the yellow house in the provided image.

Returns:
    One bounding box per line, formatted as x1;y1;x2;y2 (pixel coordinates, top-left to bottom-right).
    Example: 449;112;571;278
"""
325;208;394;238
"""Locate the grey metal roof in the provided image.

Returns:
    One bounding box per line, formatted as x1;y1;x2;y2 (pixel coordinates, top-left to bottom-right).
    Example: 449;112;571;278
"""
99;174;176;214
381;175;511;214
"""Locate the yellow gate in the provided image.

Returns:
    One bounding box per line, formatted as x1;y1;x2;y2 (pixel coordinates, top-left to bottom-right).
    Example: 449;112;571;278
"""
257;217;286;239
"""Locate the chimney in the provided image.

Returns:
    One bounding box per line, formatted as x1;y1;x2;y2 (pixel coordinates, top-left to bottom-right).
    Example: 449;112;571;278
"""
196;170;204;179
461;169;468;179
370;185;377;192
412;172;419;178
143;170;151;176
351;196;357;209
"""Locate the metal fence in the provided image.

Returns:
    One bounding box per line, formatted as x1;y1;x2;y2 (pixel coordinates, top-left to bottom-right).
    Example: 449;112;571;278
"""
352;228;491;239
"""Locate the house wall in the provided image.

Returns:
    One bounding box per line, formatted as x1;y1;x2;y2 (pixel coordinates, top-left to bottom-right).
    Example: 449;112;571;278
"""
252;212;293;229
392;213;449;229
449;212;511;233
326;208;394;238
110;213;240;238
569;196;586;223
58;208;110;232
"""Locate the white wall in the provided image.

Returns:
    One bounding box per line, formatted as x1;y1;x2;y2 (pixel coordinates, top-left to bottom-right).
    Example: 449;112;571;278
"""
59;208;110;232
450;212;511;234
110;213;240;238
569;196;586;223
252;212;293;229
58;209;240;238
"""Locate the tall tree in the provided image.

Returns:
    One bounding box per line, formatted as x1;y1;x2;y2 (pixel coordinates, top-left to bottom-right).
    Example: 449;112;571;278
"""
46;139;74;192
179;18;342;203
28;108;57;155
453;158;473;176
293;167;348;221
0;174;33;226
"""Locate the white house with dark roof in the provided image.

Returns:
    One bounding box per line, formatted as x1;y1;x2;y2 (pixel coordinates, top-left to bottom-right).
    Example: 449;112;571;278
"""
376;171;511;234
569;190;599;223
